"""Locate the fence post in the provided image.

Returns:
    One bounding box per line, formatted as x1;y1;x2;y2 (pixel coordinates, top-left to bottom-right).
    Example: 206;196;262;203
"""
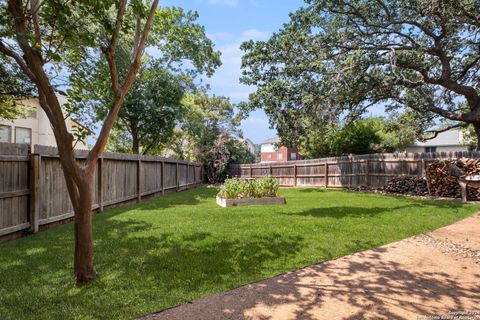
269;165;272;176
249;166;253;179
98;157;104;212
325;162;329;188
420;159;426;177
176;162;180;191
186;164;190;188
161;160;165;196
364;160;369;187
293;163;297;187
137;159;142;202
29;154;40;233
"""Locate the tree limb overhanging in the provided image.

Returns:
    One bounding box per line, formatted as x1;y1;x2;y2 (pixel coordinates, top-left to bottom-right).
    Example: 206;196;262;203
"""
240;0;480;148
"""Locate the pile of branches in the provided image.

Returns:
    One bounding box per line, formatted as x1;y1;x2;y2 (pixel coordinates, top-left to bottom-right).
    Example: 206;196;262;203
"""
425;159;480;199
383;176;429;196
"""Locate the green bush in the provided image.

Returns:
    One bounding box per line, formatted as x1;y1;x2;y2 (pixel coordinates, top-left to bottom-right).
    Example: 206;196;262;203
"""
217;177;279;199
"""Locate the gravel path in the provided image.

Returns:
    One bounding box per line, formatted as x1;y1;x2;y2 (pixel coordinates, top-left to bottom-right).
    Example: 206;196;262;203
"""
139;214;480;320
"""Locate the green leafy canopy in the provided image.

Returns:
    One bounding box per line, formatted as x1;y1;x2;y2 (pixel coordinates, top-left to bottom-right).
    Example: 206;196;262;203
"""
240;0;480;149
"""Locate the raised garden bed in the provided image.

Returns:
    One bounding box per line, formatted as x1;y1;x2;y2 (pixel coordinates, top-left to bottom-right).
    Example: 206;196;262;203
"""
216;195;286;207
216;177;285;207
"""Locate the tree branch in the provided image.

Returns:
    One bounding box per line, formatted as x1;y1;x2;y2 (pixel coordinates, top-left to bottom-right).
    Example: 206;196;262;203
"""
85;0;159;171
423;123;468;141
0;41;37;82
102;0;128;97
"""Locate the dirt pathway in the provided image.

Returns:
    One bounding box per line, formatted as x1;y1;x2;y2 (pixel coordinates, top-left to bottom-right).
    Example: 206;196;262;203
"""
140;214;480;320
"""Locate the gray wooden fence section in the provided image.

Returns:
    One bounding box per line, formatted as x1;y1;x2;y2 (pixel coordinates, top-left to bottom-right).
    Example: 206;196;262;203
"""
229;151;480;188
0;143;203;239
0;143;30;237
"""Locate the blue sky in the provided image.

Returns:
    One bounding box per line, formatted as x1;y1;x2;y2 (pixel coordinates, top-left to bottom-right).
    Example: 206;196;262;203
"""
162;0;306;144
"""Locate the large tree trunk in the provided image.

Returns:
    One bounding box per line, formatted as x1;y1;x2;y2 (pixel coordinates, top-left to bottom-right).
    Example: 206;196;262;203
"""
73;174;97;284
132;133;140;154
58;148;98;285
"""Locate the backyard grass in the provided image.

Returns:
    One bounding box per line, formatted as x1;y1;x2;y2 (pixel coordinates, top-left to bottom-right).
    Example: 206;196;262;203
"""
0;188;478;320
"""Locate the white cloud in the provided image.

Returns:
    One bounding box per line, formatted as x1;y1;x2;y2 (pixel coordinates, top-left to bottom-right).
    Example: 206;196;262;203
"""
204;29;275;142
206;29;270;102
207;0;239;7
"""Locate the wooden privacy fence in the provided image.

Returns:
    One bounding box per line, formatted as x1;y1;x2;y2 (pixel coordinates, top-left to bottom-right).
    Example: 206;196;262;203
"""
0;143;203;240
229;151;480;188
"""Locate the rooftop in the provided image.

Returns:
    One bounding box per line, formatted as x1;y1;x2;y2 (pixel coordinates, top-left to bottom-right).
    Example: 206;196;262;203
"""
260;137;280;145
410;129;465;147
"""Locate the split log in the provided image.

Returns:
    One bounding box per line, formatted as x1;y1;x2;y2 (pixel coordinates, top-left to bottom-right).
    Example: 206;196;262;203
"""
383;176;429;196
425;159;480;199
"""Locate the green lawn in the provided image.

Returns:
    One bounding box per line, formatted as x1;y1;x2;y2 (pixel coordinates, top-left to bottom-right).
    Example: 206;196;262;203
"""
0;188;478;320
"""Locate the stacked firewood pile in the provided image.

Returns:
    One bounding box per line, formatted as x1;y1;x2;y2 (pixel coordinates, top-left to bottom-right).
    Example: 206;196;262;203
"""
425;159;480;199
383;176;429;196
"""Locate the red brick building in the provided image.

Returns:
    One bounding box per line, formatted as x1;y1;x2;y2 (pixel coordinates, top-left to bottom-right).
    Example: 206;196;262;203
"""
260;137;301;163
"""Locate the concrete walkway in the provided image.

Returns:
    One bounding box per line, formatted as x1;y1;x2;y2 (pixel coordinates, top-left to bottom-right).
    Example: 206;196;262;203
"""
141;214;480;320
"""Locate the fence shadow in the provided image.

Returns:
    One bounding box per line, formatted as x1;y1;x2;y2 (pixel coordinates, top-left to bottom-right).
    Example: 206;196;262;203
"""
104;188;218;214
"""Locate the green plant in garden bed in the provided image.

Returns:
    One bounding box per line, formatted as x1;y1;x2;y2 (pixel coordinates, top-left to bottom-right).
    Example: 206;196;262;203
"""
1;188;479;320
218;177;279;199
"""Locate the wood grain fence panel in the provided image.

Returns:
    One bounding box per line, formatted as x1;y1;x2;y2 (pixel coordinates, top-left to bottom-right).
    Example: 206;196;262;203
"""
102;159;137;203
188;165;195;184
228;151;480;188
1;144;202;240
178;164;187;187
41;157;69;221
163;162;177;189
194;165;202;183
38;157;99;224
142;161;162;194
0;144;30;234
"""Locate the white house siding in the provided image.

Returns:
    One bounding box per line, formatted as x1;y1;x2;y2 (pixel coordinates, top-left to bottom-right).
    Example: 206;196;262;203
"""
0;95;88;150
260;143;276;153
406;129;469;153
406;145;469;153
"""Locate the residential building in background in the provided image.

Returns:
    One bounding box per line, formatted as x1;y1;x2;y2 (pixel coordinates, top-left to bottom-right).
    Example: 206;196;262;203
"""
406;129;469;153
238;137;256;155
260;137;302;163
0;94;89;150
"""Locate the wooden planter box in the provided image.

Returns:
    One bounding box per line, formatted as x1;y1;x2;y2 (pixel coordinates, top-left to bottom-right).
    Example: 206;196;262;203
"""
216;196;286;207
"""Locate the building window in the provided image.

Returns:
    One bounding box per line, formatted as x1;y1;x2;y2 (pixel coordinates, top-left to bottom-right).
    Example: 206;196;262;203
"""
15;127;32;144
290;152;297;160
425;146;437;153
27;109;37;119
277;152;283;160
0;125;11;143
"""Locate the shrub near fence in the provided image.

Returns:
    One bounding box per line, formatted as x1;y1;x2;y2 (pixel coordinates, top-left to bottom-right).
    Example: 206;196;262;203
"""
228;151;480;188
0;143;203;242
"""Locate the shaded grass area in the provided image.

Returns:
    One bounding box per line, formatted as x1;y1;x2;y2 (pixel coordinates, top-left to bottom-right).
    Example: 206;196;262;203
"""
0;188;478;320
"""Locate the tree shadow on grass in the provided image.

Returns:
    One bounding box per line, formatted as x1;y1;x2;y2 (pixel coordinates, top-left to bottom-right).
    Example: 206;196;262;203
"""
107;188;219;214
295;188;327;193
281;200;467;219
0;217;304;320
93;218;304;290
146;243;480;320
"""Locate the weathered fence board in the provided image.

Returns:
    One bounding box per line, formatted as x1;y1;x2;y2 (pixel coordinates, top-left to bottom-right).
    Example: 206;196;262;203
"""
0;143;30;236
229;151;480;188
0;143;203;241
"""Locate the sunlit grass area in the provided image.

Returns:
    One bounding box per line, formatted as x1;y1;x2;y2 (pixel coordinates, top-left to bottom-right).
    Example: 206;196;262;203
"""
0;187;478;320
